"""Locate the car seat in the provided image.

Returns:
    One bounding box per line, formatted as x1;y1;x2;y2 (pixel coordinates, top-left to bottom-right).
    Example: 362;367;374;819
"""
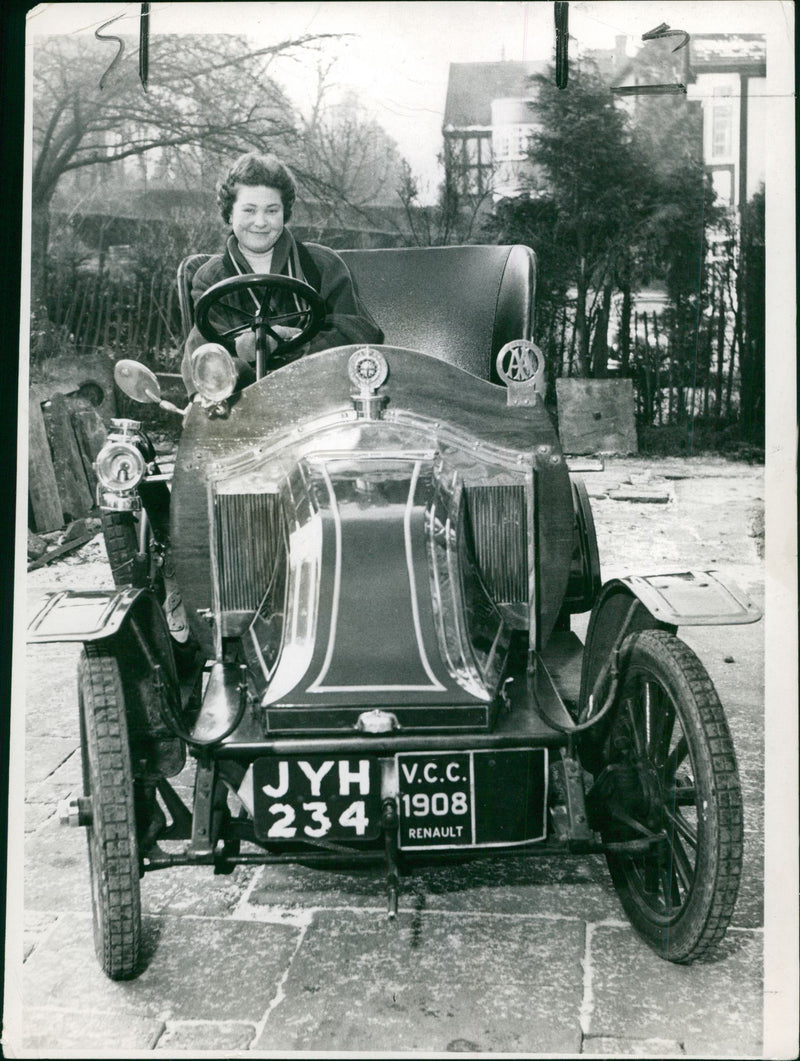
177;244;536;383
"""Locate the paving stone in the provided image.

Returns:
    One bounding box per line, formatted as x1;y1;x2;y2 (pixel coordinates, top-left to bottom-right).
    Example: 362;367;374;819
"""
156;1020;256;1050
24;643;82;739
25;737;78;786
249;853;619;921
255;909;584;1053
584;1035;685;1055
607;487;671;503
19;1007;164;1052
24;813;90;912
587;924;762;1056
24;913;298;1024
24;800;57;833
23;911;58;962
27;745;83;804
406;855;618;921
142;864;257;917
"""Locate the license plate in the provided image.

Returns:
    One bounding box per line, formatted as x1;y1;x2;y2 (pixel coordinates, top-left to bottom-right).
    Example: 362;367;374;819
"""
397;749;548;850
253;756;381;842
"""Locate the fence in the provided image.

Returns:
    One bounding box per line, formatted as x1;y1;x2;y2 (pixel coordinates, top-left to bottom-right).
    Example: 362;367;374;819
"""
39;262;757;444
539;300;743;434
46;268;184;368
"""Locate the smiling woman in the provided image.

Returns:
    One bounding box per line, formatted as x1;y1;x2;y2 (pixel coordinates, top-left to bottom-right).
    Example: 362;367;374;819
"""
180;151;384;393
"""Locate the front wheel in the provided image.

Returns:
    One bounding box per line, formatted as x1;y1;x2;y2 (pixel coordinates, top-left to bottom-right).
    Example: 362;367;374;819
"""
79;643;142;980
587;630;743;963
100;510;140;587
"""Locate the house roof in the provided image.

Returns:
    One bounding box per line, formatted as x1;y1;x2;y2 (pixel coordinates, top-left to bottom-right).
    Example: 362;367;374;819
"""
443;60;548;129
689;34;766;71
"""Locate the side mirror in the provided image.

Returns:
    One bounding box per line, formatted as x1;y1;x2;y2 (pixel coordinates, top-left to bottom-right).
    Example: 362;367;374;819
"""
114;360;187;416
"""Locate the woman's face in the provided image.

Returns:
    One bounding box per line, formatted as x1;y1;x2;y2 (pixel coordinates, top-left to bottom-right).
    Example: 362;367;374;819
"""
230;184;285;255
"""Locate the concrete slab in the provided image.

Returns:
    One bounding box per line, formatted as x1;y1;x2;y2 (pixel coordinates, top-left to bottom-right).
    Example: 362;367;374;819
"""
24;913;298;1023
21;1007;164;1052
155;1020;256;1051
567;457;606;472
255;909;584;1053
556;379;638;455
587;923;763;1056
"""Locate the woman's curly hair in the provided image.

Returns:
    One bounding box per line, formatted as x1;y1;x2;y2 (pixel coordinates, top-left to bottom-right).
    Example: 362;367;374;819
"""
216;153;297;224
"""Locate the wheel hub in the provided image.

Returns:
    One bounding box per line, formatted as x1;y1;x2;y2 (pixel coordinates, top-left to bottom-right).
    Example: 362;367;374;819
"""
587;759;665;834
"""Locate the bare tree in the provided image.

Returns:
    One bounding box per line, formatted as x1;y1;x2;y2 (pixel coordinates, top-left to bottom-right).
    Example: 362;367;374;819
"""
292;64;405;238
31;31;336;301
397;152;494;248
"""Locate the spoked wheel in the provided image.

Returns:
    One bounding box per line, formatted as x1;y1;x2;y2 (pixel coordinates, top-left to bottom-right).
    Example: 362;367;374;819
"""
588;630;743;963
79;643;142;980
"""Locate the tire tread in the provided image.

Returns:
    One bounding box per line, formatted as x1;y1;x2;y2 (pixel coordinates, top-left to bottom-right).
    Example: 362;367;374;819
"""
607;629;743;963
80;644;142;980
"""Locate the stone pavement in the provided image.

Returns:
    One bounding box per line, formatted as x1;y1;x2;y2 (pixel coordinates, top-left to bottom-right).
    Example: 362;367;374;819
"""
7;459;768;1057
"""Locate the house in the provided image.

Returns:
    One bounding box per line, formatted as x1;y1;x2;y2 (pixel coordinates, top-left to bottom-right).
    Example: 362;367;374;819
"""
442;60;548;200
593;32;766;211
685;34;766;209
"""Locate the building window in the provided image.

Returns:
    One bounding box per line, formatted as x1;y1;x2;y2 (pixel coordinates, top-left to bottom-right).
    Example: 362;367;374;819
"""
709;165;735;204
711;103;733;159
447;133;493;196
494;124;533;162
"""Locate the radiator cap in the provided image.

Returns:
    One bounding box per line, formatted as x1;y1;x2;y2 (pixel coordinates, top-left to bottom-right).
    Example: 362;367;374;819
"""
355;709;400;734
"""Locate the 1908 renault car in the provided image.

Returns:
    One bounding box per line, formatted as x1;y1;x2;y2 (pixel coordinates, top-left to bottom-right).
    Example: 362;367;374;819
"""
28;244;761;980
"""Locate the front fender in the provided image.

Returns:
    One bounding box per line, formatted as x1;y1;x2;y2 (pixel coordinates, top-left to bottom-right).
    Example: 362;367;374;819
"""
28;588;187;779
577;568;761;724
28;588;146;642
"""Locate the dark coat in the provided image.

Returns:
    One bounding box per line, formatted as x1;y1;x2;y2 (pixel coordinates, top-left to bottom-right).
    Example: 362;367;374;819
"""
181;230;383;392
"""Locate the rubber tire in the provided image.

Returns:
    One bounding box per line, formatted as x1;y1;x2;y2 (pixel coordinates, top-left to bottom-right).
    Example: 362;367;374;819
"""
602;630;743;963
79;643;142;980
100;511;140;587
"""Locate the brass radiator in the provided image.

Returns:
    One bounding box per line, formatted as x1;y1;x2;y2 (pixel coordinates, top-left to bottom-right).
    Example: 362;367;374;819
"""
464;484;529;606
214;493;285;613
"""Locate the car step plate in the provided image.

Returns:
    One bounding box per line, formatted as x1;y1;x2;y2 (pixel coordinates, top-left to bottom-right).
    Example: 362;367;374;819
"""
253;756;382;842
397;749;548;850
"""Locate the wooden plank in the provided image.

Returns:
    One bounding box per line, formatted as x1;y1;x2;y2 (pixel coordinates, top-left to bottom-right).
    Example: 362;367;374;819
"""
46;393;94;522
27;532;94;571
71;404;108;495
27;397;63;532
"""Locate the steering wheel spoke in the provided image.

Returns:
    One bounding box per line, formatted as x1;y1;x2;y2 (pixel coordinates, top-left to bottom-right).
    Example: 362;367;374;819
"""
195;272;326;374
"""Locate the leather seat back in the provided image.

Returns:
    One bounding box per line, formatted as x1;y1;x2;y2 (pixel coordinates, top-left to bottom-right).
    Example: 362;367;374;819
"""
339;244;536;381
178;243;537;382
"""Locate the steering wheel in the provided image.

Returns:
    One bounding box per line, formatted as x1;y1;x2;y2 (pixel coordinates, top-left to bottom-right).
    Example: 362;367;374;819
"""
195;273;326;372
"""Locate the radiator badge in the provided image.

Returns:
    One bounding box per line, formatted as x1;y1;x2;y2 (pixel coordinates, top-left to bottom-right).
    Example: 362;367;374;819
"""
348;348;389;420
349;347;388;391
496;340;545;406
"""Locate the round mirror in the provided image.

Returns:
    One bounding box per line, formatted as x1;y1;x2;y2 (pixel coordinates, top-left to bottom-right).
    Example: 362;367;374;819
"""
114;360;162;404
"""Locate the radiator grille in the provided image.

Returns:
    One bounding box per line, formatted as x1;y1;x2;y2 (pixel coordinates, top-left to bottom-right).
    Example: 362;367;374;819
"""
464;485;528;604
214;493;285;611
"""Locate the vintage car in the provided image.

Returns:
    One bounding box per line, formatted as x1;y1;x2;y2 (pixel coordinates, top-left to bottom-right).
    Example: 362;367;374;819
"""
28;244;761;980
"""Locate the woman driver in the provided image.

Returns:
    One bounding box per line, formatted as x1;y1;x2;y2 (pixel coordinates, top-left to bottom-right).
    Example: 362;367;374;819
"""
181;152;383;393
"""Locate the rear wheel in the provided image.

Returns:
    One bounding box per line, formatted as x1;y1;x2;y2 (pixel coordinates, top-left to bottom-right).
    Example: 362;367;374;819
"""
588;630;743;963
79;643;142;980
